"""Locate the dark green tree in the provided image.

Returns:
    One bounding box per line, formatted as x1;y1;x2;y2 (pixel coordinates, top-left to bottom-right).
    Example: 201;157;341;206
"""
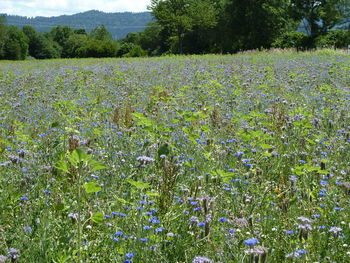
291;0;350;37
220;0;295;52
48;26;74;47
90;25;113;40
0;15;7;58
63;34;88;58
3;26;28;60
23;26;60;59
149;0;219;53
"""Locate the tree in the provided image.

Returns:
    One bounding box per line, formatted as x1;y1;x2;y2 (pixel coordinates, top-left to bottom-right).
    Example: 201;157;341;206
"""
63;34;88;58
220;0;295;52
0;15;7;58
23;26;60;59
291;0;350;37
3;26;28;60
48;26;74;47
149;0;219;53
90;25;113;40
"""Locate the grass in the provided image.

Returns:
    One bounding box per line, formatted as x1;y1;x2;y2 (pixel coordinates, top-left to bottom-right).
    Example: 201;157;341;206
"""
0;51;350;262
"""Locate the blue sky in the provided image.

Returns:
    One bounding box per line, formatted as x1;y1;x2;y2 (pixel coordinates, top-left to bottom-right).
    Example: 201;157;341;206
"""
1;0;151;17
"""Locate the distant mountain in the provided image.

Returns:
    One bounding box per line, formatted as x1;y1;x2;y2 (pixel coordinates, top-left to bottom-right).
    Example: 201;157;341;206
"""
4;10;153;39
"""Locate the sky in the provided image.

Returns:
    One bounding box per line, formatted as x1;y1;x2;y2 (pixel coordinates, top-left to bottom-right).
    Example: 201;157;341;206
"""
1;0;151;17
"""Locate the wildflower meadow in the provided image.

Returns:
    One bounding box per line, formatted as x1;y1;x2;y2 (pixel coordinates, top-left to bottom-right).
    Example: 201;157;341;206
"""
0;50;350;262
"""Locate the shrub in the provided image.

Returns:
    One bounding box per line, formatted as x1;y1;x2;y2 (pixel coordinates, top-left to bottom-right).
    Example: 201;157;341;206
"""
315;30;350;49
272;32;308;50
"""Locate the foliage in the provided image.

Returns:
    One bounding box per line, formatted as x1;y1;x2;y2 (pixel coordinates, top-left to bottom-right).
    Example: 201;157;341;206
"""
2;26;28;60
23;26;60;59
272;31;309;50
291;0;350;37
219;0;296;52
78;39;119;58
0;15;7;58
315;29;350;48
149;0;219;53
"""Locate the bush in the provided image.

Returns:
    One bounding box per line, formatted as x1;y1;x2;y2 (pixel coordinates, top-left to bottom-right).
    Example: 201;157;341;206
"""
272;32;309;50
78;39;119;58
117;43;146;57
315;30;350;49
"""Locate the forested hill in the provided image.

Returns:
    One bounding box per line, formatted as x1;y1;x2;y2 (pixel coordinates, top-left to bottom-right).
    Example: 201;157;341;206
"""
4;10;153;39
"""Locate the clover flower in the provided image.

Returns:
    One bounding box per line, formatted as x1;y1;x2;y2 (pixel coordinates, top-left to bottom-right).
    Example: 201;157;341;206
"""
192;256;212;263
136;156;155;165
8;248;20;260
329;226;342;235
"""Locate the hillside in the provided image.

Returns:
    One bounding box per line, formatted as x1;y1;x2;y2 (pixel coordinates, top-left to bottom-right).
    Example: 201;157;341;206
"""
4;10;153;39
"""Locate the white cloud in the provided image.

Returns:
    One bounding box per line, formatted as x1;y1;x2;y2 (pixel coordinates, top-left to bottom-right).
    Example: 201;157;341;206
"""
1;0;151;17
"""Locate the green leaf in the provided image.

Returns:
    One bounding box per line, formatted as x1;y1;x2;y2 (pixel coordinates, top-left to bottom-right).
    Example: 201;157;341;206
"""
51;121;60;128
261;144;273;149
158;143;170;156
114;198;129;204
84;182;102;193
75;148;88;162
145;191;160;197
92;212;104;223
55;160;69;173
89;159;107;171
126;179;150;190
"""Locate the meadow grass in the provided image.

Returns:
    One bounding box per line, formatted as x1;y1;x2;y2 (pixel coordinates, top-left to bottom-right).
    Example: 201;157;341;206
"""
0;51;350;262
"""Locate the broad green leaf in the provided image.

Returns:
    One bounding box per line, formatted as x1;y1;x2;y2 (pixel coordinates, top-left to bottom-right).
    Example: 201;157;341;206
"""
145;191;160;197
126;179;150;190
84;182;102;193
55;160;69;173
261;144;273;149
92;212;104;223
89;159;107;171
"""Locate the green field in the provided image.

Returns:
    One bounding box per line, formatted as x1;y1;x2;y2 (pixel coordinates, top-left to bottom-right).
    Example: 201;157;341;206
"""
1;50;350;262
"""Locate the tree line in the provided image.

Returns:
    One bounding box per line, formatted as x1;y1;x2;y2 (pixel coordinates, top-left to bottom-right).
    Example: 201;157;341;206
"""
1;0;350;60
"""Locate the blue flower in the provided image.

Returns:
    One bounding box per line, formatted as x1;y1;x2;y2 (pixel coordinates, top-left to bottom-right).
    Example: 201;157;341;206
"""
155;227;165;233
244;238;258;246
140;238;148;242
20;196;28;201
219;217;227;223
198;222;206;227
285;230;294;235
143;226;151;230
125;253;134;258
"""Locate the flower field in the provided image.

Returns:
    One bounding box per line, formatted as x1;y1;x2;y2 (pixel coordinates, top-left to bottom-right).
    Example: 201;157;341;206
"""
1;50;350;262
